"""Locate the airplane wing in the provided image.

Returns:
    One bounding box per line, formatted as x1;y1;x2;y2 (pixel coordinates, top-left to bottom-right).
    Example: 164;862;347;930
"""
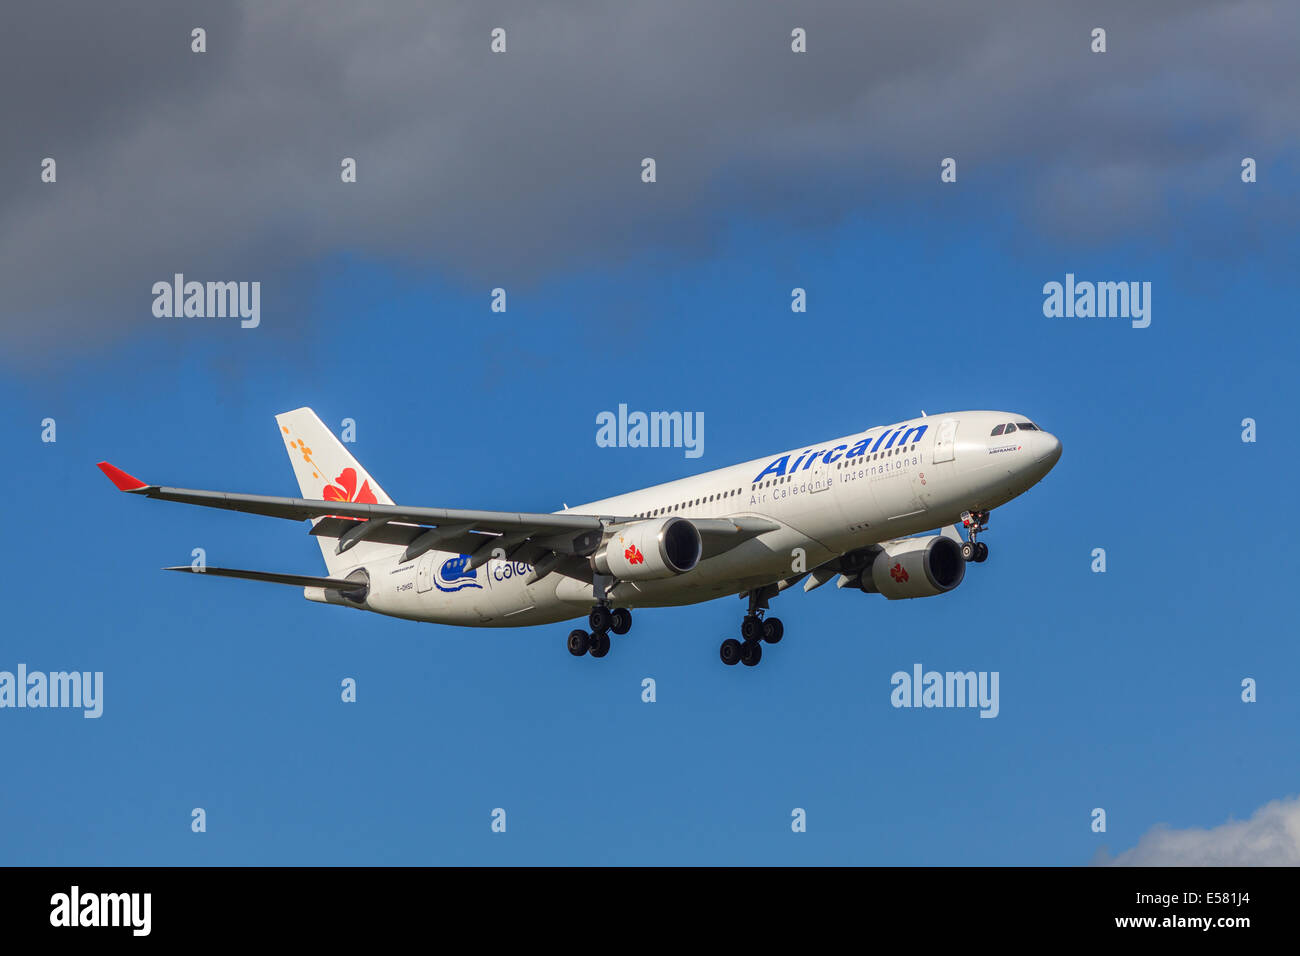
97;462;776;572
98;461;607;563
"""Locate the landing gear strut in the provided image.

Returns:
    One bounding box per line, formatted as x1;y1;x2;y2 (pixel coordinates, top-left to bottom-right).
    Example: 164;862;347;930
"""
567;573;634;659
721;585;783;667
960;510;990;563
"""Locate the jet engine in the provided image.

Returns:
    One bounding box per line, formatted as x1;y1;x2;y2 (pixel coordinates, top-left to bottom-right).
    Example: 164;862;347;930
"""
593;517;702;581
860;534;965;599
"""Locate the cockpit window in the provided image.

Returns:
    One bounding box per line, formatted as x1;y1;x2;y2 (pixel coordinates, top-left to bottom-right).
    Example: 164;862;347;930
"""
1016;422;1038;431
990;424;1005;436
1004;422;1017;434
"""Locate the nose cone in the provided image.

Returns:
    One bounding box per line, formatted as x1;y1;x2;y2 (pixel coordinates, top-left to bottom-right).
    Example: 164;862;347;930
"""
1035;432;1062;470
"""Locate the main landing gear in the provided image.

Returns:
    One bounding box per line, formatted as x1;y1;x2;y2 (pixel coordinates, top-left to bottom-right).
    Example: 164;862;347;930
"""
960;510;990;563
567;604;632;660
720;586;783;667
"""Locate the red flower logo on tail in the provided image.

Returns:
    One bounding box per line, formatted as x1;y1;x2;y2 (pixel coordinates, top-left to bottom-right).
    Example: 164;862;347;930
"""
890;563;909;583
624;544;645;566
323;467;378;504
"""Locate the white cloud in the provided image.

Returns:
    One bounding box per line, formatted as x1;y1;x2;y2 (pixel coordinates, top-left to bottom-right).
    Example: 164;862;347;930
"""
1098;795;1300;866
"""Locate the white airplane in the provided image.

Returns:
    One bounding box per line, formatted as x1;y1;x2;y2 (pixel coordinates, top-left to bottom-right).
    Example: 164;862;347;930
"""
98;407;1061;667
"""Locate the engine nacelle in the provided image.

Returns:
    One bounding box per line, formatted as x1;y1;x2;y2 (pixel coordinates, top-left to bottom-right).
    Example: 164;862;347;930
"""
862;534;965;599
593;517;702;581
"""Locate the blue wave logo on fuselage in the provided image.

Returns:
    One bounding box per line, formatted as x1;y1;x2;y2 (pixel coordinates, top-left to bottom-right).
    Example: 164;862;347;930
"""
435;555;482;592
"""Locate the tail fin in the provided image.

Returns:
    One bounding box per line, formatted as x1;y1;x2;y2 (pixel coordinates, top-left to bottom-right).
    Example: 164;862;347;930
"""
275;407;399;575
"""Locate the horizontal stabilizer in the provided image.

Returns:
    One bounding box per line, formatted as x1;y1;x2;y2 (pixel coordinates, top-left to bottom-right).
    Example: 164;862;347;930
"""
164;565;367;594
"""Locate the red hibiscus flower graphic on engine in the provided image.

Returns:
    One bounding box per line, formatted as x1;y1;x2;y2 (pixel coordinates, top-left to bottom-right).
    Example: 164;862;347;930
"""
890;563;909;583
323;468;378;504
624;544;645;566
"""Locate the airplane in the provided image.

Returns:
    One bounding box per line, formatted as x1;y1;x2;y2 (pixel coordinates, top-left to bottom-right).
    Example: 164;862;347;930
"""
97;407;1061;667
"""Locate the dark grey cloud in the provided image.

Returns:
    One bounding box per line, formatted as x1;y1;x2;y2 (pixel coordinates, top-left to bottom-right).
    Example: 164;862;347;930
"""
1;0;1295;355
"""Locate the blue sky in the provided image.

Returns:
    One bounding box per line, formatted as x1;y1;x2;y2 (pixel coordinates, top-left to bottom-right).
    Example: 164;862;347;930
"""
2;189;1297;864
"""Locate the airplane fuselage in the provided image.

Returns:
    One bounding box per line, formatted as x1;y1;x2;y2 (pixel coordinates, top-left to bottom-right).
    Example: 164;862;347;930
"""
315;411;1061;627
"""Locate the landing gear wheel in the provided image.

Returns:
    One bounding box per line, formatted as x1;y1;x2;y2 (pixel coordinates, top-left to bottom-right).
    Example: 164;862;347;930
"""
961;510;990;563
589;605;612;634
740;615;763;642
610;607;632;635
740;640;763;667
720;638;743;666
762;617;784;644
589;632;611;658
567;630;590;656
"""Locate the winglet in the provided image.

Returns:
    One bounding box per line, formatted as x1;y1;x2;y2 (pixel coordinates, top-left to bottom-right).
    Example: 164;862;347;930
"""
97;461;149;492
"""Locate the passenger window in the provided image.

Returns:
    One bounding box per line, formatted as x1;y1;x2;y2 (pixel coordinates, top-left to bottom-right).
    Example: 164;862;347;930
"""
1004;423;1017;434
991;424;1005;436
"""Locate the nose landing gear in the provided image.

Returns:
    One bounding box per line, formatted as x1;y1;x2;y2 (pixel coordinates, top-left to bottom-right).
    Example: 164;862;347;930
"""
960;510;990;563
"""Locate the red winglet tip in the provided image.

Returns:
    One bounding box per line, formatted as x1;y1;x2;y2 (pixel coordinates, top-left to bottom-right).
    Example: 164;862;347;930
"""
97;461;148;492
